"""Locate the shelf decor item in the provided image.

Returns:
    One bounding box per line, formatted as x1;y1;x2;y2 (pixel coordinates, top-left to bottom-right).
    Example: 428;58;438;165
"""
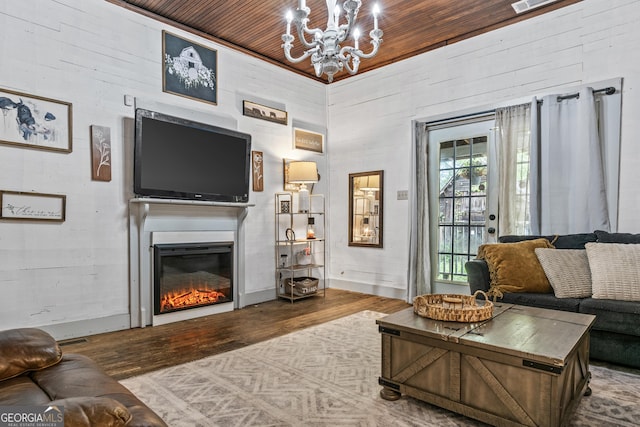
297;247;312;265
306;217;316;239
283;276;319;296
413;290;493;323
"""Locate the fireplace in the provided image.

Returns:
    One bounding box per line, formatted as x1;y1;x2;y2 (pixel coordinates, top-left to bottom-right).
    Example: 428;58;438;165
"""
153;242;233;316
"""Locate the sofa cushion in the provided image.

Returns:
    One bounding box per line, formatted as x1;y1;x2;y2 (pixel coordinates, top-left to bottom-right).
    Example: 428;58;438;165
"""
49;396;132;427
595;230;640;244
32;354;168;427
589;329;640;368
499;233;597;249
0;376;52;406
579;298;640;337
586;242;640;301
0;328;62;381
535;248;592;298
497;292;582;312
477;238;554;295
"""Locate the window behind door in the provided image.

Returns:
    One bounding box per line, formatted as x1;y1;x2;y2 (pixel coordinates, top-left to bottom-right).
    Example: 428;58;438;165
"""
427;117;496;290
437;137;487;282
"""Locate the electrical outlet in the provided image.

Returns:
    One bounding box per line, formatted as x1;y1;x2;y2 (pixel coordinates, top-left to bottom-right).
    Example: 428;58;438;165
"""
397;190;408;200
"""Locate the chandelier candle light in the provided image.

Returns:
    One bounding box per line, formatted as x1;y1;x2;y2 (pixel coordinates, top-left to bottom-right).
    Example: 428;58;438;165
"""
283;0;383;82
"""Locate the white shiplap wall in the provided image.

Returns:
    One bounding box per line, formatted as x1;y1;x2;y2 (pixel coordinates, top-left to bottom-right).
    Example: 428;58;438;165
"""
0;0;326;338
2;0;639;337
326;0;640;299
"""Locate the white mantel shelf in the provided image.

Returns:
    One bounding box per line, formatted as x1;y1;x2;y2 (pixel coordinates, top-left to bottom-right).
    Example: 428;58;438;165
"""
130;197;255;208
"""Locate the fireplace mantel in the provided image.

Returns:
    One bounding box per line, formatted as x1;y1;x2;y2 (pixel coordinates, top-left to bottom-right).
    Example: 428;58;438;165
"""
130;197;254;208
128;198;253;327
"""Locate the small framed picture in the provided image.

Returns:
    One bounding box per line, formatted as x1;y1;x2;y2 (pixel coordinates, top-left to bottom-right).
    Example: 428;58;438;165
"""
0;191;66;222
243;100;287;125
294;127;324;153
252;150;264;192
90;125;111;182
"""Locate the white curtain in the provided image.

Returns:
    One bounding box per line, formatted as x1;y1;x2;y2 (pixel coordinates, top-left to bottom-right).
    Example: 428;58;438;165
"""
495;102;534;235
533;88;610;234
407;123;431;301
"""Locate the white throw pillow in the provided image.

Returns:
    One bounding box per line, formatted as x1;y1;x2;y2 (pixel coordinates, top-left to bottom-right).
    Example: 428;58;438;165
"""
585;242;640;301
535;248;592;298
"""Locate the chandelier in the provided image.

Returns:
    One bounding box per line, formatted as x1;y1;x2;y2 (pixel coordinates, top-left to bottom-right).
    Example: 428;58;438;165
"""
282;0;383;82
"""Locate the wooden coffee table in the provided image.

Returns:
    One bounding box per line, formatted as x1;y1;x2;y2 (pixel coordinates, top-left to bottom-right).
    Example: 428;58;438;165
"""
377;303;595;427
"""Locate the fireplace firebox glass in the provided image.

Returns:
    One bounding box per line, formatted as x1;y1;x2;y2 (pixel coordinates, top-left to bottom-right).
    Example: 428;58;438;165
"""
153;242;233;315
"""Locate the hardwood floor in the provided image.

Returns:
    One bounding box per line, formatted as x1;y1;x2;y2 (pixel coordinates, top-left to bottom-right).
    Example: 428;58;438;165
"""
59;289;410;381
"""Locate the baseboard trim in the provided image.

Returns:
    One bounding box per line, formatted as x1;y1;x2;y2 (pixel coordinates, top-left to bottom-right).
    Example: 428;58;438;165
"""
41;290;278;340
329;279;406;300
242;288;277;307
39;314;131;341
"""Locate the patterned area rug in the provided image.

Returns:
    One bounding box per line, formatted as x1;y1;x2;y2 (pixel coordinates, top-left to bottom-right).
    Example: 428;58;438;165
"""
121;311;640;426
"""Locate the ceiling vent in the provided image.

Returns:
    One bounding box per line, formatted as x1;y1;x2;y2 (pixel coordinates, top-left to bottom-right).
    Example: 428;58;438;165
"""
511;0;560;14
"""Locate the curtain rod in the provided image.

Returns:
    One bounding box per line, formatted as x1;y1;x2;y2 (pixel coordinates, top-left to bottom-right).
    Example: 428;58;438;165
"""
425;86;617;126
554;86;616;102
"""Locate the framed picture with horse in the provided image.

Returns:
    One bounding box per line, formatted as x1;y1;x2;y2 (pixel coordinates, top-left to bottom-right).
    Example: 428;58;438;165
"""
0;87;72;153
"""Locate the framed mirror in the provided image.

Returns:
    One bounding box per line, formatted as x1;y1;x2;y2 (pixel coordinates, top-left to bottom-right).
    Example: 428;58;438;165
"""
349;170;383;247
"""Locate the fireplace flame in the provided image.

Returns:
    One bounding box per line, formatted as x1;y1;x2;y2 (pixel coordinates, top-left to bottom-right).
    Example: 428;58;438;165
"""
161;287;227;312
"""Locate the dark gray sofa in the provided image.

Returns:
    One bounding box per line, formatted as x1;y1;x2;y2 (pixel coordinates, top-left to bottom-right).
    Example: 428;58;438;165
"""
465;231;640;369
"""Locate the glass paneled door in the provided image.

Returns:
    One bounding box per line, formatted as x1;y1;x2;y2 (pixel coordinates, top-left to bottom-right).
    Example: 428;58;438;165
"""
427;118;497;291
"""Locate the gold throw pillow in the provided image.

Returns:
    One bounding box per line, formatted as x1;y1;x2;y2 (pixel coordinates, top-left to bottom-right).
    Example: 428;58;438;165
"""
477;238;554;295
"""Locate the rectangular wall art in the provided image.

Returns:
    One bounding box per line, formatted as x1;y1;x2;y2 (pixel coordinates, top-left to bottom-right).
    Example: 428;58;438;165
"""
90;125;111;182
252;150;264;192
243;100;287;125
294;127;324;153
0;191;66;222
0;88;72;153
163;31;217;105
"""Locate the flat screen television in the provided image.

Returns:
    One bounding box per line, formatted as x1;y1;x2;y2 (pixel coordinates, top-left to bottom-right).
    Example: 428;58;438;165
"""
134;108;251;203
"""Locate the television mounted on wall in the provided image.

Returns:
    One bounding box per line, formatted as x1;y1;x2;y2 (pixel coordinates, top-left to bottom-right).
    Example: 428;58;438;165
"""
134;108;251;203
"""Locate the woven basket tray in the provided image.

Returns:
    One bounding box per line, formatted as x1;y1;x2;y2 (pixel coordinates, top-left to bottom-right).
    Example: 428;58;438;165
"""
282;277;318;296
413;290;493;323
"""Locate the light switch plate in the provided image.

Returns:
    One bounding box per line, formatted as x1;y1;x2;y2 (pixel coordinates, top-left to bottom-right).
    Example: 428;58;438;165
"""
397;190;408;200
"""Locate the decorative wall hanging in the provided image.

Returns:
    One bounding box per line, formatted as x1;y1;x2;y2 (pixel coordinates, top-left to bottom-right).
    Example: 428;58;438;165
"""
243;100;287;125
162;31;217;105
90;125;111;182
0;191;66;222
0;88;72;153
294;127;324;153
252;150;264;192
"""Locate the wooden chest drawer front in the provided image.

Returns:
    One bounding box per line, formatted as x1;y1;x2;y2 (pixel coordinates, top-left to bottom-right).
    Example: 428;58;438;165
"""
381;331;591;427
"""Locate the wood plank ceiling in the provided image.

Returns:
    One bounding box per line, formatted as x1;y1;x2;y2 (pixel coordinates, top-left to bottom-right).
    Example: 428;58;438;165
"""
108;0;582;83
